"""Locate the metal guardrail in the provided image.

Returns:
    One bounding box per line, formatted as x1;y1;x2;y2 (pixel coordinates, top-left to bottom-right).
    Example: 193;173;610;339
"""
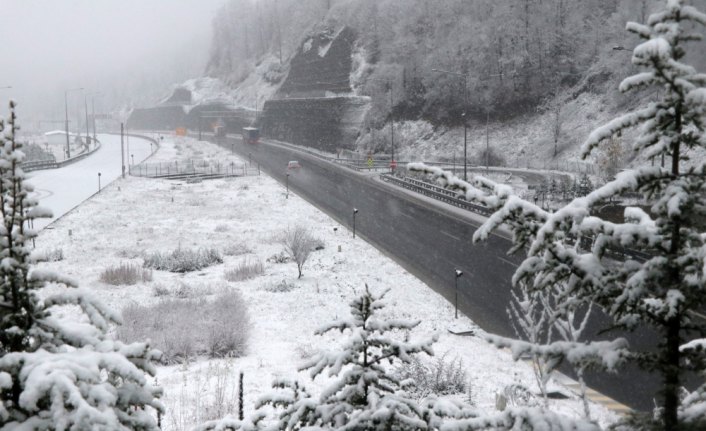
23;141;101;172
380;174;651;262
380;174;492;216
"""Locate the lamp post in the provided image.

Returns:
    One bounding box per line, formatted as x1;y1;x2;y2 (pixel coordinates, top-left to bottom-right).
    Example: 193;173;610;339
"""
432;69;468;180
64;87;83;159
90;93;101;143
454;269;464;319
98;172;101;191
83;94;90;148
352;208;359;238
131;154;134;165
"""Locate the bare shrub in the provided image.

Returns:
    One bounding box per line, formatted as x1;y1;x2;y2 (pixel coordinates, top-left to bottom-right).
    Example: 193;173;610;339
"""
38;247;64;262
214;224;230;232
262;279;298;293
280;226;319;278
118;290;249;364
152;284;170;297
266;251;289;263
224;258;264;282
222;243;252;257
99;262;153;285
398;352;467;398
143;247;222;272
117;247;143;259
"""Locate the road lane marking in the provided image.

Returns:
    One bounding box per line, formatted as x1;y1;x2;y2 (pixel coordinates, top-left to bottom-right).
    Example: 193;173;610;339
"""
498;256;518;268
440;230;462;241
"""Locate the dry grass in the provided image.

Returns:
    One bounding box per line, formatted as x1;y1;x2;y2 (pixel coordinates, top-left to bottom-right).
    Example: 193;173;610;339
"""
118;290;249;364
143;247;222;273
99;262;153;285
224;258;264;282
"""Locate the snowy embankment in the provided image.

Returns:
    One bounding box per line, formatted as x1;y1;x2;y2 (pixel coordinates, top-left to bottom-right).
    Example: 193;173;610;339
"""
36;136;617;430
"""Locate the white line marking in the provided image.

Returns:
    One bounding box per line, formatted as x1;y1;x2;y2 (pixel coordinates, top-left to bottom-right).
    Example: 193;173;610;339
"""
440;230;462;241
498;256;518;268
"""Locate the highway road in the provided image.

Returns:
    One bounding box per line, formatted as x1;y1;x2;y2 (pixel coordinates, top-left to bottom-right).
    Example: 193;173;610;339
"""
28;134;152;230
207;134;672;411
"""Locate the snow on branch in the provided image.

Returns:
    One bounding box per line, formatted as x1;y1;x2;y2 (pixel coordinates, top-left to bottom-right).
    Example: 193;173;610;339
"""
440;406;601;431
581;106;657;158
485;334;629;372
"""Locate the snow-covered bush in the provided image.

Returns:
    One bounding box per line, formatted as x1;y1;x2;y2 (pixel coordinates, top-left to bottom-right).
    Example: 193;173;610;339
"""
262;279;298;293
143;246;223;272
35;247;65;262
266;250;290;263
99;261;153;285
224;257;264;282
119;290;249;363
223;242;253;257
0;100;163;429
398;352;468;399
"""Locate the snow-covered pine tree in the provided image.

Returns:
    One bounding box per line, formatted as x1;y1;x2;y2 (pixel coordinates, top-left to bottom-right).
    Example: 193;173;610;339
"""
255;378;318;430
293;285;436;430
411;0;706;428
0;101;163;429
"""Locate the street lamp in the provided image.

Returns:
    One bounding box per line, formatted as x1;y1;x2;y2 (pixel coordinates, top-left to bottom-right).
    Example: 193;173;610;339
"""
432;69;468;181
131;154;134;165
64;87;83;159
83;94;91;148
90;93;102;143
352;208;359;238
98;172;102;191
454;269;464;319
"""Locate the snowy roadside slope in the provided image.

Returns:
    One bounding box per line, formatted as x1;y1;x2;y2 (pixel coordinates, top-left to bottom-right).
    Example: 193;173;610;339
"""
36;136;618;430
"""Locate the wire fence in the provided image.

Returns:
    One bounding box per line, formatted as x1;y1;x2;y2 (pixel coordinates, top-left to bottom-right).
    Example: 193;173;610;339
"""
130;159;260;179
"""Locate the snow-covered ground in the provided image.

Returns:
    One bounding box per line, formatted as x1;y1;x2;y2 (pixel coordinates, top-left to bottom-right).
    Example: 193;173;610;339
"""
28;133;152;229
35;135;618;430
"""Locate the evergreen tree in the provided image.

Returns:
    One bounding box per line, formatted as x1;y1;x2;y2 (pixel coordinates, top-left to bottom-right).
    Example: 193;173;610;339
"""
275;285;435;430
412;1;706;428
0;101;163;429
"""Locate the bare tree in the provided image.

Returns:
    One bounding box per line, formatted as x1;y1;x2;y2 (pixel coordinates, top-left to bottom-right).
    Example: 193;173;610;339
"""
280;226;317;278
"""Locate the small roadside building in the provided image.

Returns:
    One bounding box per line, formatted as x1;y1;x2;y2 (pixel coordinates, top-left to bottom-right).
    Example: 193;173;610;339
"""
45;130;77;146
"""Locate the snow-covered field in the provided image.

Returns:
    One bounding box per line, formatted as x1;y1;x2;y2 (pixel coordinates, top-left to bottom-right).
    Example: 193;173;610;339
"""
36;136;618;430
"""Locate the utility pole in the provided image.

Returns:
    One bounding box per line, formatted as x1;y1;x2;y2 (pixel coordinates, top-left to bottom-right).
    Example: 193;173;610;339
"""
64;87;83;159
432;69;468;180
389;88;395;169
84;94;90;147
91;98;96;142
486;110;490;173
120;123;126;178
64;92;70;159
463;74;467;181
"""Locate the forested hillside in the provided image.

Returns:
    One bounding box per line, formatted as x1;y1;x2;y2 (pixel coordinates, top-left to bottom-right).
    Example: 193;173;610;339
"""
206;0;706;167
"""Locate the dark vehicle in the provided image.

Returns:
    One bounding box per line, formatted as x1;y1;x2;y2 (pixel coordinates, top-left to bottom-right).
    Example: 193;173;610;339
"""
214;125;227;137
243;127;260;145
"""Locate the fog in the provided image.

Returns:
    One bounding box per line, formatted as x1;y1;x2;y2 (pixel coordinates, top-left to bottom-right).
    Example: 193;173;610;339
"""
0;0;223;131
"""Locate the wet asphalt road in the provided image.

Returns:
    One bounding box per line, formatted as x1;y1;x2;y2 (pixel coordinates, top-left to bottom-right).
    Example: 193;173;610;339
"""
208;134;672;411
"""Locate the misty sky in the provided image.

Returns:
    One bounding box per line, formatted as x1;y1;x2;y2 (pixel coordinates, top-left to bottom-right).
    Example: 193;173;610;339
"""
0;0;223;128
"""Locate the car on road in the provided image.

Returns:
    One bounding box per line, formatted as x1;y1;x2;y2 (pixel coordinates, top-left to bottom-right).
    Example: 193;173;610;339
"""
287;161;301;170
